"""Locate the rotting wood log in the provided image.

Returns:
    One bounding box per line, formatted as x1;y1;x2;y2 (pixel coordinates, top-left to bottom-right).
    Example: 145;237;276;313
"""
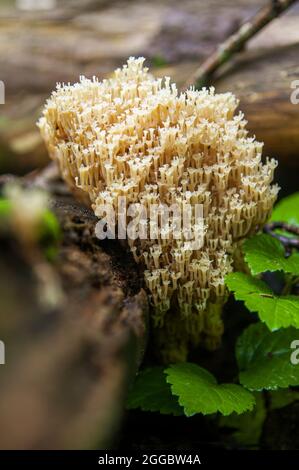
0;166;148;449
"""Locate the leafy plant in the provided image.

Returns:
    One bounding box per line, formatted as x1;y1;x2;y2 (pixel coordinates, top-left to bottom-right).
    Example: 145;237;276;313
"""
270;192;299;226
127;367;183;416
226;272;299;330
127;192;299;432
127;363;254;417
166;363;254;416
243;233;299;276
236;323;299;391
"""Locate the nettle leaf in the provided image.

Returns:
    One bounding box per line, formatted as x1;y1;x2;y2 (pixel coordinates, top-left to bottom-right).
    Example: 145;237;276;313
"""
236;322;299;391
271;192;299;225
243;234;299;276
226;272;299;330
165;363;255;417
126;367;183;416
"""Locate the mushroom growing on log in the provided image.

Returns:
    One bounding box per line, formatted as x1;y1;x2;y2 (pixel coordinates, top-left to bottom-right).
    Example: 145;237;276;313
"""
38;58;278;361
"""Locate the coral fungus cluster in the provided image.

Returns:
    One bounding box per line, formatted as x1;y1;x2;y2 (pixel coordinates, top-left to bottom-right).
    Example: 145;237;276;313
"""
38;57;278;361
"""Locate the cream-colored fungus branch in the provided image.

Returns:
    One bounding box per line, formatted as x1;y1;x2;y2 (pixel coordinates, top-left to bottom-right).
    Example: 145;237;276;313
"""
38;57;278;362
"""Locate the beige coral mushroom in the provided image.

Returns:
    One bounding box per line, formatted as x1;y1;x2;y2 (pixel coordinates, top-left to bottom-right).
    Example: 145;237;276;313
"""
38;57;279;362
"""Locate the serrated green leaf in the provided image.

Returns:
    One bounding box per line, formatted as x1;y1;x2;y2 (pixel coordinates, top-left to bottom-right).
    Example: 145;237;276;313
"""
243;234;299;276
236;322;299;391
126;367;183;416
219;393;266;448
271;192;299;225
226;272;299;330
165;363;255;417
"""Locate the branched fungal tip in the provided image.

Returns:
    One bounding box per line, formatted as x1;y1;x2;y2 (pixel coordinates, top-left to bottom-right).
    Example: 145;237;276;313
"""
38;57;278;362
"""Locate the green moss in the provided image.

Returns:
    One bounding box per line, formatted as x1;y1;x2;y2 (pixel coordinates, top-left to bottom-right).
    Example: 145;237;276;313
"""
38;209;61;260
151;55;168;68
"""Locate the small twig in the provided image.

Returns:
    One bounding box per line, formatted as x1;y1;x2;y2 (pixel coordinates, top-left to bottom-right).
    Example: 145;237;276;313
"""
263;221;299;253
184;0;297;90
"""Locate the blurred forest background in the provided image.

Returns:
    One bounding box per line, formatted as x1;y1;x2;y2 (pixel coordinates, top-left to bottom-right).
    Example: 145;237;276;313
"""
1;0;299;195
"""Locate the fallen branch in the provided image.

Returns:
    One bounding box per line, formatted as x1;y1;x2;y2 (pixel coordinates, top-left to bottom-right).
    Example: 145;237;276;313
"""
184;0;297;89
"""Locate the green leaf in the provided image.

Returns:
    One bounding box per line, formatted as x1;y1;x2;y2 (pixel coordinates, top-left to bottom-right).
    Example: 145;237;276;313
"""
219;393;266;448
271;192;299;225
165;363;255;417
126;367;183;416
236;322;299;391
243;234;299;276
226;272;299;330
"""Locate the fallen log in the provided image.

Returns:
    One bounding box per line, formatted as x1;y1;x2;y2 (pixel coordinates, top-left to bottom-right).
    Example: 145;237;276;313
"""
0;167;148;449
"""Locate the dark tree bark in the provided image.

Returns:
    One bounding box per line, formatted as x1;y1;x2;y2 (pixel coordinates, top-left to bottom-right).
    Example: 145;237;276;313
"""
0;166;148;449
